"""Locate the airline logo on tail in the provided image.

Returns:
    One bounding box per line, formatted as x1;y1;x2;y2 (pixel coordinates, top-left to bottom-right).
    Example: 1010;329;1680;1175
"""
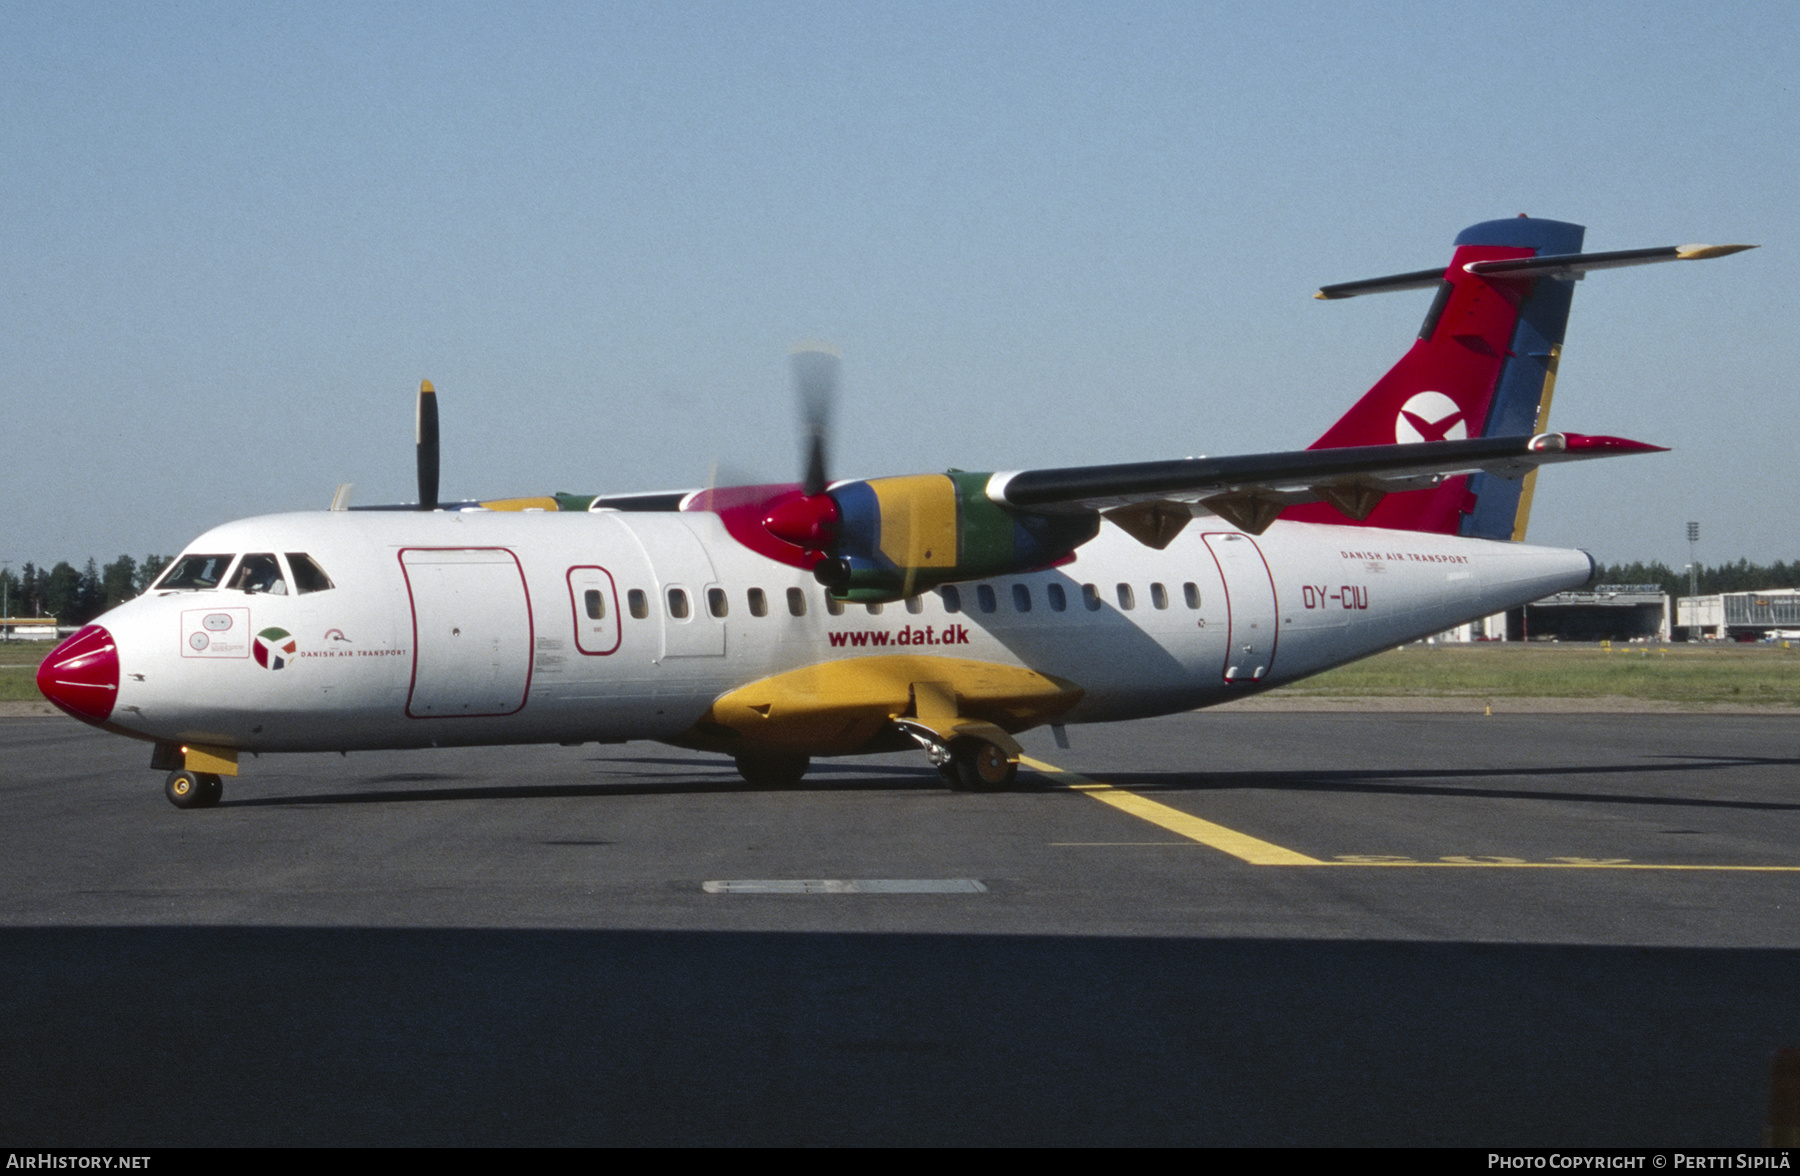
1395;392;1467;444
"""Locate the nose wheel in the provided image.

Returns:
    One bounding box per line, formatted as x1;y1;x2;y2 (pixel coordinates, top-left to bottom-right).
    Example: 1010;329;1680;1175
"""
165;769;223;809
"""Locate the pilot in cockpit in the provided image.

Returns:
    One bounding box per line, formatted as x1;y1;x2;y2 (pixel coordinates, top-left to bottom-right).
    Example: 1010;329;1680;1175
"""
230;553;288;595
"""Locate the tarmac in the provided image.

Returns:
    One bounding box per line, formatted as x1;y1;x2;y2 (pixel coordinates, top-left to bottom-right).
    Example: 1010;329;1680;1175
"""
4;706;1798;1145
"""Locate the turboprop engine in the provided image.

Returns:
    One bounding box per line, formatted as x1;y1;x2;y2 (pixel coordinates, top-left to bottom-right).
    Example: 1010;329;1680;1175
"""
761;471;1100;603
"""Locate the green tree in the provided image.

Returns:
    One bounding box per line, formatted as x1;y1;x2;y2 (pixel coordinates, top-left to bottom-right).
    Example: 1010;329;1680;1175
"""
19;563;43;617
78;559;102;623
135;554;172;593
43;562;82;624
101;555;138;610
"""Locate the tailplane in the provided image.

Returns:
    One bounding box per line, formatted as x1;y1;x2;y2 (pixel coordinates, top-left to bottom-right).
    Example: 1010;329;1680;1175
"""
1285;216;1585;539
1284;219;1749;539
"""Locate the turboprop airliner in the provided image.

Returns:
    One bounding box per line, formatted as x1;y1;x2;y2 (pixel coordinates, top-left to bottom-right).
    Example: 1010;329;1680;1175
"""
37;217;1752;808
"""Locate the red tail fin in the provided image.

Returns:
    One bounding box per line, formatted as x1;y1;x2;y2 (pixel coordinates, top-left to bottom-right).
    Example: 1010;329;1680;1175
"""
1284;217;1585;537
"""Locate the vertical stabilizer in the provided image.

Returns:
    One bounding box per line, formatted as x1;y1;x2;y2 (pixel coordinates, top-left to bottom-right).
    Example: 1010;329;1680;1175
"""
1284;217;1585;538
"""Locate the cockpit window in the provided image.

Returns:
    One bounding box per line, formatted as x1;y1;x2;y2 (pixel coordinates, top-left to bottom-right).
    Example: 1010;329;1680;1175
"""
229;553;288;595
286;553;335;594
156;554;235;591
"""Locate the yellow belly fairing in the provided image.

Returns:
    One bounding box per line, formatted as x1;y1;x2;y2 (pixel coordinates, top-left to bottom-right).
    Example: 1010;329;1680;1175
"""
682;655;1084;756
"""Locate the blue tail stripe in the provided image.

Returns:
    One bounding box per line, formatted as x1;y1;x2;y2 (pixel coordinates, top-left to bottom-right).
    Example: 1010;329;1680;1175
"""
1452;219;1585;540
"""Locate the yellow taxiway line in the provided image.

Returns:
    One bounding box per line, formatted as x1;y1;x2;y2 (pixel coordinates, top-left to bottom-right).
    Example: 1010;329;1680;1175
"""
1018;755;1800;872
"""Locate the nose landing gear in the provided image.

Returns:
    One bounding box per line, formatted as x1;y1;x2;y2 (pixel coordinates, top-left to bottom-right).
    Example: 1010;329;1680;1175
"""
165;769;223;809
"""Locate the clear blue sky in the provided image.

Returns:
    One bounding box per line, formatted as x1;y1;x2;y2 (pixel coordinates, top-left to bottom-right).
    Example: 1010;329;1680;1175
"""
3;1;1793;574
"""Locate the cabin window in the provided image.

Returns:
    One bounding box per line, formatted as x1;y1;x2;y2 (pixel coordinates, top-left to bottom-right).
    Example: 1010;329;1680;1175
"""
1183;582;1200;609
786;587;807;617
1150;582;1169;610
157;554;233;591
628;589;649;619
667;588;690;619
286;553;334;594
940;585;962;614
905;595;925;615
229;553;288;596
707;587;728;618
583;589;606;621
825;593;845;616
976;585;997;613
1116;583;1135;610
1046;583;1067;612
1012;584;1032;612
748;588;768;617
1082;583;1102;611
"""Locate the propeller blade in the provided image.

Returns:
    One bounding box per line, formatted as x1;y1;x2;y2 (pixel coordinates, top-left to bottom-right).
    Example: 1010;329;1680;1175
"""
416;379;439;511
790;344;840;496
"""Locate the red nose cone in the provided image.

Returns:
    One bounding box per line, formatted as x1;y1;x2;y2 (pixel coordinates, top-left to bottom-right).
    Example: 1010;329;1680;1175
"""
37;624;120;725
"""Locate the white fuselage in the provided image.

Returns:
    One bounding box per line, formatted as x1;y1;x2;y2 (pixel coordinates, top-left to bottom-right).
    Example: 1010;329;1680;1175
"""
91;509;1590;755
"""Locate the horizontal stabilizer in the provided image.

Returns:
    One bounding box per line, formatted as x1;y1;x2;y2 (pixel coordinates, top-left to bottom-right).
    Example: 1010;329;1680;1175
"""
1313;267;1448;300
1316;243;1754;299
1465;244;1756;280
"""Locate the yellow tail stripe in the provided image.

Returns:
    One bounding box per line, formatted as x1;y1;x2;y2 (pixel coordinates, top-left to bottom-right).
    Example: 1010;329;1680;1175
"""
1020;756;1323;865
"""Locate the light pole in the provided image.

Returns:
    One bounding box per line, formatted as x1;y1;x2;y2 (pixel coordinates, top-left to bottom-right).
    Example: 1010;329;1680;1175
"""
1687;522;1699;596
1686;522;1700;641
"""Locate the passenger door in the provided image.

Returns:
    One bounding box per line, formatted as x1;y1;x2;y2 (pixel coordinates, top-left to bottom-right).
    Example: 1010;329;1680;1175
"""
401;548;533;717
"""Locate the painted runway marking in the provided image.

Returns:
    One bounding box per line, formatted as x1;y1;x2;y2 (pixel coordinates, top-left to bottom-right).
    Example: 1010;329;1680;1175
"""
1020;756;1322;865
703;879;988;894
1020;756;1800;872
1329;858;1800;871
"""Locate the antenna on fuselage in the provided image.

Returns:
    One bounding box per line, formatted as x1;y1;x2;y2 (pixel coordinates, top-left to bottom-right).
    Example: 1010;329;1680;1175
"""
416;379;440;511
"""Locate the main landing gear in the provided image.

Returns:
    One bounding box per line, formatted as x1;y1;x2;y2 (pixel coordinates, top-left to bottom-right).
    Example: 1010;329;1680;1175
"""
165;769;223;809
939;737;1020;793
734;752;812;788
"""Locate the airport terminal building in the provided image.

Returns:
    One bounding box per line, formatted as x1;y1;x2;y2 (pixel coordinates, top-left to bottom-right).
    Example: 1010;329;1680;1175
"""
1675;588;1800;641
1434;585;1672;643
1435;586;1800;643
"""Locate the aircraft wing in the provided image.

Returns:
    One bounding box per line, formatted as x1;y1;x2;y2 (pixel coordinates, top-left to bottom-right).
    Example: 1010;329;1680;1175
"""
986;432;1663;537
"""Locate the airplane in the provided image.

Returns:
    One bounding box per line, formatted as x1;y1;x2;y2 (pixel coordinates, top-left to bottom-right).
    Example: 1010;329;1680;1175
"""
35;217;1753;809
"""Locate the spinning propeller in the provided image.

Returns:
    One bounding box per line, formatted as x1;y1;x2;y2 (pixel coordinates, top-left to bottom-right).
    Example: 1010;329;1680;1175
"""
762;345;848;574
790;343;840;497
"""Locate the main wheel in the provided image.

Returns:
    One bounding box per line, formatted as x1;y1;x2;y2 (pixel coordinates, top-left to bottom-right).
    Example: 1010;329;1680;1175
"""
165;769;221;809
948;740;1018;792
733;752;811;787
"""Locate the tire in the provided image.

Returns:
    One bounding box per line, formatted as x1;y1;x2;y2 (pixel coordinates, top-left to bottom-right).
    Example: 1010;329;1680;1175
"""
949;740;1018;792
733;752;811;787
164;770;207;806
